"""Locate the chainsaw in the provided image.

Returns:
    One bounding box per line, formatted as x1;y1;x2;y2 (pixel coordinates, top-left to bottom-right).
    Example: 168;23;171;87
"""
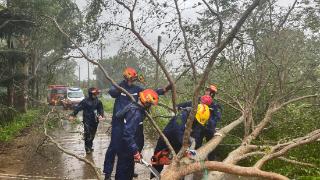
140;159;160;180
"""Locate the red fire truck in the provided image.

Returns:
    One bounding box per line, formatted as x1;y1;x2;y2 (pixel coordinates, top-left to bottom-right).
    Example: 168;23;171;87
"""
47;85;68;105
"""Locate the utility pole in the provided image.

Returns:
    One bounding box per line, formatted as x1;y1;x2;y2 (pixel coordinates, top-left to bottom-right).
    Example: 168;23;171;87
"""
87;49;90;88
78;65;81;87
100;43;103;61
155;35;161;87
87;61;90;88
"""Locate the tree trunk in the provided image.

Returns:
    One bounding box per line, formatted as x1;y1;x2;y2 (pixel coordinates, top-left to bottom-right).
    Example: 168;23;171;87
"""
244;107;253;137
30;48;38;99
15;61;28;113
7;61;15;107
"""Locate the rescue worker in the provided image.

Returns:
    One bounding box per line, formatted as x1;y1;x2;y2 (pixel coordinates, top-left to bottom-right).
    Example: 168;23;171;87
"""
177;84;222;149
103;67;171;179
69;87;104;154
112;89;159;180
151;103;211;177
200;85;222;148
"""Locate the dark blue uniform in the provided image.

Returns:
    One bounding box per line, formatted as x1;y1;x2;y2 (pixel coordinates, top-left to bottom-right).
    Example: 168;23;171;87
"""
71;96;104;152
103;80;165;175
152;110;202;176
114;103;145;180
177;99;222;149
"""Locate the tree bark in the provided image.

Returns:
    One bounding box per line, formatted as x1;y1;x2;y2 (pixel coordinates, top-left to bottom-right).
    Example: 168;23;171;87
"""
15;61;28;113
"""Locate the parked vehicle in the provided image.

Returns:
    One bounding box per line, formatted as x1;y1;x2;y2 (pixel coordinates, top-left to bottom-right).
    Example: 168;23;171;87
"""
47;85;68;105
62;87;85;109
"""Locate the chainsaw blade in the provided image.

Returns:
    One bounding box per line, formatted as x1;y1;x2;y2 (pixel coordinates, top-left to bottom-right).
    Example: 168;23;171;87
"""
141;159;160;179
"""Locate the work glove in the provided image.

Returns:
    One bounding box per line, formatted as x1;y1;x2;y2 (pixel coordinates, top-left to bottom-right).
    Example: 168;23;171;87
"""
98;115;105;121
134;151;142;162
68;115;76;121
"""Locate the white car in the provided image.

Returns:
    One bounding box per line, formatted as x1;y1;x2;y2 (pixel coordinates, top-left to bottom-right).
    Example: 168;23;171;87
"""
62;87;85;109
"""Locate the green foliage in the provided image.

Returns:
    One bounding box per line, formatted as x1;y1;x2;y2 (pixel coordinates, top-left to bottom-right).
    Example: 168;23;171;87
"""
100;98;114;114
262;142;320;178
259;104;320;142
0;109;41;141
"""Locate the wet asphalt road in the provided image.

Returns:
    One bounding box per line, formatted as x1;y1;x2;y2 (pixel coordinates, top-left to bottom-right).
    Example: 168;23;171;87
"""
19;113;156;180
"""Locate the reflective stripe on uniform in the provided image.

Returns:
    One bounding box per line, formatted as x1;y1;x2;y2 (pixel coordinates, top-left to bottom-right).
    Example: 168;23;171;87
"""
121;93;138;96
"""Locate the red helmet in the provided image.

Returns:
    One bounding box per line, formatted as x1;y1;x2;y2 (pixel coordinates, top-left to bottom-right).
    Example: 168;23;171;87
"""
139;89;159;106
123;67;138;81
207;84;217;93
88;87;101;96
200;95;213;105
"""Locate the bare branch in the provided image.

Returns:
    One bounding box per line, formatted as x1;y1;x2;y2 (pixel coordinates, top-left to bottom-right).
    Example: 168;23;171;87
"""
173;0;197;81
47;15;177;156
254;129;320;168
216;97;242;112
181;0;266;154
114;0;131;12
115;0;178;114
160;31;182;60
158;102;175;113
44;109;102;179
235;151;266;162
202;0;223;45
277;0;298;29
275;94;319;111
277;157;317;168
0;20;35;30
106;22;131;31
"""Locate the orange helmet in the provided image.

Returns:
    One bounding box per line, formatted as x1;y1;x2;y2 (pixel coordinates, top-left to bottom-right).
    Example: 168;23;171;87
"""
139;89;159;106
207;84;217;93
200;95;213;105
123;67;138;81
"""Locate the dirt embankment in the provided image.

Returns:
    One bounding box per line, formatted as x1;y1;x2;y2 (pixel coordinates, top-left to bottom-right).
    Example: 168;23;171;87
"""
0;122;46;175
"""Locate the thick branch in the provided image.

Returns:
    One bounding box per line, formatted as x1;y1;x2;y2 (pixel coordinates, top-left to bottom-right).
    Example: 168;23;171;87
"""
178;161;288;180
180;116;244;164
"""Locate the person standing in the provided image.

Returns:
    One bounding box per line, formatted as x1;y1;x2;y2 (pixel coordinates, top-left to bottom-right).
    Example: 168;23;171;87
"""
69;87;104;154
103;67;171;179
113;89;159;180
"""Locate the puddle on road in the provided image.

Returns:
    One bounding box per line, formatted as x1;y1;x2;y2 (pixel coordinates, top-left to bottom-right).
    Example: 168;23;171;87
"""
20;114;158;179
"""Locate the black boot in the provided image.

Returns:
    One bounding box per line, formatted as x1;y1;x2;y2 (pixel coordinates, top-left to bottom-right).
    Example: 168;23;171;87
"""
85;147;92;154
133;172;138;178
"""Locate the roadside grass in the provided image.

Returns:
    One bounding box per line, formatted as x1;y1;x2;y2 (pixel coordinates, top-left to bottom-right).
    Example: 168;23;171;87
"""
0;109;42;142
100;98;114;114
